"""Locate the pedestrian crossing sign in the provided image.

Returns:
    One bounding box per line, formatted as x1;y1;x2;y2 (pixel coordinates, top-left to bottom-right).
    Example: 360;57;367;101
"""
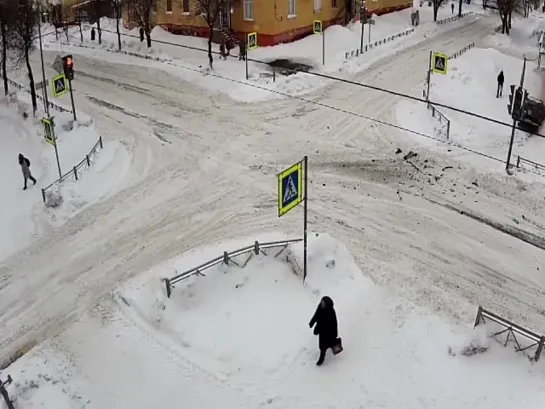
432;52;448;75
41;117;55;146
52;73;68;98
278;161;303;217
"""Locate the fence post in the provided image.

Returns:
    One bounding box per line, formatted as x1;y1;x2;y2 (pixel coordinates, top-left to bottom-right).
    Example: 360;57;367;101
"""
223;251;230;265
254;240;260;255
516;156;521;168
41;188;46;203
86;154;90;166
73;166;78;181
535;336;545;361
446;120;450;141
473;306;483;328
164;278;171;298
99;136;103;149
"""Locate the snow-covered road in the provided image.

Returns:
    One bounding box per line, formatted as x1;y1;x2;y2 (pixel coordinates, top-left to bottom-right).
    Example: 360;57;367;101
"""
2;14;545;368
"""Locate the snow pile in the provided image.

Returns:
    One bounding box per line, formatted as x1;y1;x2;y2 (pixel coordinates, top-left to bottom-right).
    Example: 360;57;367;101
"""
45;6;482;102
396;47;545;174
0;97;128;262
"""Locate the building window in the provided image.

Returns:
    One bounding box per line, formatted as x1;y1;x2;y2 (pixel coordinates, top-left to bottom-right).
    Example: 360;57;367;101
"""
314;0;321;11
244;0;254;20
332;0;337;7
166;0;172;12
182;0;190;13
288;0;295;16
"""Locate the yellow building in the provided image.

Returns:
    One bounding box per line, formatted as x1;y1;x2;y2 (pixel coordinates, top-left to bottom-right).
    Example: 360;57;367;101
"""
123;0;411;46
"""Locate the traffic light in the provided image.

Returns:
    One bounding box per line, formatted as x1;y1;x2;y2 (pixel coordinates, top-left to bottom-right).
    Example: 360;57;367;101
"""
507;85;523;119
62;55;74;81
507;84;515;115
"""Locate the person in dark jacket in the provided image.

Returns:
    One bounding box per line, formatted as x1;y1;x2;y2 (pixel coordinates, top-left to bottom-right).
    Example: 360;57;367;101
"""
497;70;504;98
309;296;338;366
18;153;36;190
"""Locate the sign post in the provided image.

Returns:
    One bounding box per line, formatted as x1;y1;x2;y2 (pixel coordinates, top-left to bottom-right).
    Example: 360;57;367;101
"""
41;117;62;178
246;32;258;80
277;156;308;281
360;8;367;54
313;20;324;66
426;51;448;100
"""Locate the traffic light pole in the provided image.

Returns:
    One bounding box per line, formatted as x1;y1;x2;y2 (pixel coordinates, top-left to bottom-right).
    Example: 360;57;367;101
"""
506;58;527;171
38;7;62;180
68;77;77;122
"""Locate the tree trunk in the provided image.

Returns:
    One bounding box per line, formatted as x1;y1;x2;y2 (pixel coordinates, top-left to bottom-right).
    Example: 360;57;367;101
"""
97;18;102;44
1;20;8;96
145;28;151;47
78;14;83;42
508;11;512;29
458;0;462;17
25;47;37;114
207;29;213;69
116;5;122;51
433;1;439;21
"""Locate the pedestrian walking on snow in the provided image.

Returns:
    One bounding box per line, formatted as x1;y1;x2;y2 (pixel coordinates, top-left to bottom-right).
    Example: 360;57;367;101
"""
451;3;454;13
18;153;36;190
309;296;342;366
497;70;505;98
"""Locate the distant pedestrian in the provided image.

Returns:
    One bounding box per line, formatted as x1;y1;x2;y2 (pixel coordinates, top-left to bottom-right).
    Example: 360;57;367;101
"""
451;3;454;13
497;70;504;98
309;296;342;366
239;40;246;61
219;42;227;60
18;153;36;190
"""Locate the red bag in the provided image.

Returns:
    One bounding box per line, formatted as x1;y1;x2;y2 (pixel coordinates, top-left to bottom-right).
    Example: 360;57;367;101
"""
332;338;343;355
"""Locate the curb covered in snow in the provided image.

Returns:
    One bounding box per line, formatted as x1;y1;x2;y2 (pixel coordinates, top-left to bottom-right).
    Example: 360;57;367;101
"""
344;28;415;60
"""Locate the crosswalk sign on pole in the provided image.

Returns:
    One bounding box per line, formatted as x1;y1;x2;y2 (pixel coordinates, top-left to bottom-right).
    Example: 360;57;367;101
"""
432;52;448;75
52;73;68;98
247;32;258;50
41;117;55;145
313;20;323;34
278;161;303;217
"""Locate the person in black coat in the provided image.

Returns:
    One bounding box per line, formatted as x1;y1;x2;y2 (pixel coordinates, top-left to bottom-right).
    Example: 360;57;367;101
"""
497;70;504;98
18;153;36;190
309;296;338;366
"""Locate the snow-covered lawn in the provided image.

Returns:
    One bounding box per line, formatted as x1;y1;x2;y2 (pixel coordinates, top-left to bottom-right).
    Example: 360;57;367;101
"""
3;233;545;409
396;46;545;176
43;1;485;102
0;95;129;262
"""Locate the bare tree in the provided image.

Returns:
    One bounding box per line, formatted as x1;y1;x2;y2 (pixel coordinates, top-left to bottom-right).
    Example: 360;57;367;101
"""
432;0;447;21
198;0;226;69
497;0;521;34
111;0;123;50
0;0;18;95
13;0;39;113
127;0;153;47
50;3;62;41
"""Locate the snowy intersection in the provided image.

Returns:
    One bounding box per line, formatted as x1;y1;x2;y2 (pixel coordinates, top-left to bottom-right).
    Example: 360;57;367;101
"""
2;5;545;409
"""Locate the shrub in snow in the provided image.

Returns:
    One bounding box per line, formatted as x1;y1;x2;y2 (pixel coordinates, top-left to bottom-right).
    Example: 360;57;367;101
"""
448;325;490;357
285;244;303;277
45;188;63;208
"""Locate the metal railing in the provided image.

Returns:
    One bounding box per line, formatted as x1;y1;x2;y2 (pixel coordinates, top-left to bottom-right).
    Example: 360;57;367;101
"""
474;306;545;361
344;28;415;60
6;78;73;114
164;238;303;298
41;136;103;202
449;42;475;60
436;11;473;24
516;156;545;173
427;103;451;140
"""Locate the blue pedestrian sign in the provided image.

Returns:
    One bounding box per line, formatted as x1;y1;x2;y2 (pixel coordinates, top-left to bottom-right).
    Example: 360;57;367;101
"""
278;161;303;217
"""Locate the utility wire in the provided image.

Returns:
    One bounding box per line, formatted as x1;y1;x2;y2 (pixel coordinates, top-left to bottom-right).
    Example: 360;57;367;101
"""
63;27;544;177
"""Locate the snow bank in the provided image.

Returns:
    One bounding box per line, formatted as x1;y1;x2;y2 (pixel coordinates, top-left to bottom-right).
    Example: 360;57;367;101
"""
46;6;482;102
4;232;545;408
396;47;545;176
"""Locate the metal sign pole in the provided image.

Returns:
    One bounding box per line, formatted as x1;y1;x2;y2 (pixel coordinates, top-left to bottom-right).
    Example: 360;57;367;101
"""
426;51;432;101
68;78;77;122
506;58;527;171
360;16;365;53
303;155;308;282
245;43;249;80
322;30;325;66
